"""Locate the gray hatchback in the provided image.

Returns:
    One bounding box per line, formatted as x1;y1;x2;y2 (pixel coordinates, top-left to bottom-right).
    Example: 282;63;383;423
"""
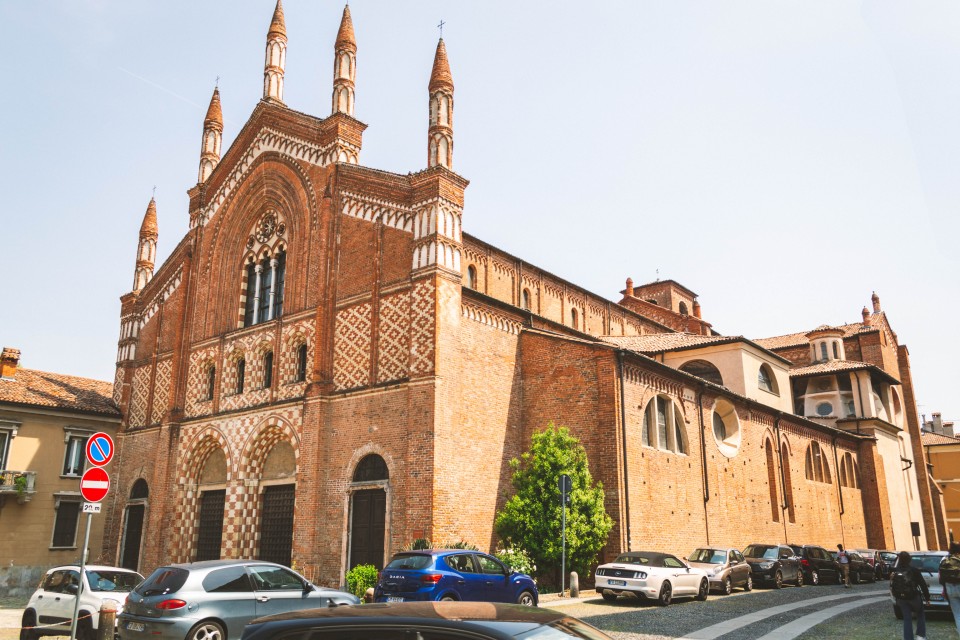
117;560;359;640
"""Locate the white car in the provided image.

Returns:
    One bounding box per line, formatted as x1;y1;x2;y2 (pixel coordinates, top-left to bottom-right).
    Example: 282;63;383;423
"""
891;551;950;619
21;565;144;640
595;551;710;605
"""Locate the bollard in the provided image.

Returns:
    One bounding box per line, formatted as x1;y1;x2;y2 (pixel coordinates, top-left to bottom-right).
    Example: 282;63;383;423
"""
98;600;118;640
569;571;579;598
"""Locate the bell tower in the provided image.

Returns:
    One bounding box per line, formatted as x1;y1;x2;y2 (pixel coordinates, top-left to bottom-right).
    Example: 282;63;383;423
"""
427;39;454;169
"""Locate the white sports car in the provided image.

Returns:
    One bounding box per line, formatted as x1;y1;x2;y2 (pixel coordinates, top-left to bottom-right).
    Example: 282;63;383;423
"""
595;551;710;605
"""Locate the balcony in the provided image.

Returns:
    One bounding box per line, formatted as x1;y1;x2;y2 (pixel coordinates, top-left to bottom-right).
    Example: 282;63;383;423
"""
0;470;37;504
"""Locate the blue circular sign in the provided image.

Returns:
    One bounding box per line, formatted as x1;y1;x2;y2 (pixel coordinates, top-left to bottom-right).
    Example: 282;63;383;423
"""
85;432;114;467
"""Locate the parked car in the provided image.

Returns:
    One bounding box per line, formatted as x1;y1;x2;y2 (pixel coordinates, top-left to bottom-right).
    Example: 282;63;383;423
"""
241;601;615;640
789;544;841;585
891;551;950;619
118;560;359;640
854;549;886;580
373;549;538;605
830;550;876;583
742;544;803;589
879;551;899;578
22;565;144;640
686;547;752;594
595;551;709;606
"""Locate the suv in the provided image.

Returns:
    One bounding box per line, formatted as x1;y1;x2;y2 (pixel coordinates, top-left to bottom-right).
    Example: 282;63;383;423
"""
374;550;538;605
743;544;802;589
789;544;840;585
118;560;359;640
22;565;144;640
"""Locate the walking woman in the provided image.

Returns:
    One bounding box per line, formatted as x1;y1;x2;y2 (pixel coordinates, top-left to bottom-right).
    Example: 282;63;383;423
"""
890;551;929;640
939;542;960;635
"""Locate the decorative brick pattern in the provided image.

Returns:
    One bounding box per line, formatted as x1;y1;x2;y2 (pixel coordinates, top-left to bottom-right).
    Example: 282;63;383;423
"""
277;320;314;399
377;293;410;383
113;367;124;405
409;281;435;376
334;303;372;390
151;358;172;425
220;330;275;413
128;366;151;428
185;346;219;417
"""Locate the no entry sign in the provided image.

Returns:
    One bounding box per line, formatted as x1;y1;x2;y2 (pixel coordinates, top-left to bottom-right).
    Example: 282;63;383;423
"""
85;432;114;467
80;467;110;503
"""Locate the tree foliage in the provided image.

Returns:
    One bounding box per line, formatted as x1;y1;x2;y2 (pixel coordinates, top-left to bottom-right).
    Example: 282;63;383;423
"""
494;423;613;587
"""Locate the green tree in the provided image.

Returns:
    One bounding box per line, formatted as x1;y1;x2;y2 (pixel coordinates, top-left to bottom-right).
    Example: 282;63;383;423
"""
495;423;613;589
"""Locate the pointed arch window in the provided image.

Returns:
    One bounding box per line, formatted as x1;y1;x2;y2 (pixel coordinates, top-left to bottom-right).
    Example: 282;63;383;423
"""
641;396;686;454
839;451;860;489
804;441;832;483
467;265;477;290
295;344;307;382
571;308;579;330
263;351;274;389
522;288;531;311
236;358;246;394
206;365;216;401
243;249;286;328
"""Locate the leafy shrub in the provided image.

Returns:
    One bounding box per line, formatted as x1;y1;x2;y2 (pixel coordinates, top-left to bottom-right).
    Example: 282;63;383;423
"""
440;540;479;550
345;564;378;599
494;547;535;576
403;538;431;551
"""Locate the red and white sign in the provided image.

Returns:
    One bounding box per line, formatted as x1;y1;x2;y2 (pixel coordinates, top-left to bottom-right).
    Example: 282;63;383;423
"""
85;432;114;467
80;467;110;503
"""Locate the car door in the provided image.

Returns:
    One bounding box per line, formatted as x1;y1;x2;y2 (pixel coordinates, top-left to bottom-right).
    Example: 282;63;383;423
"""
730;550;749;586
200;566;257;640
249;565;317;618
45;570;80;629
33;570;73;629
474;554;511;602
663;555;697;594
446;554;487;601
779;547;798;582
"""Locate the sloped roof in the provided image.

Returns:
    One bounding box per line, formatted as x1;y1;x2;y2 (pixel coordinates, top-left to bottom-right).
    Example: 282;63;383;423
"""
0;368;119;417
788;359;900;385
600;333;793;364
755;319;879;350
921;431;960;446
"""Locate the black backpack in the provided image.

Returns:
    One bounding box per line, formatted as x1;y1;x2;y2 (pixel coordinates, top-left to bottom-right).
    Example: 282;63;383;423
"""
891;569;918;599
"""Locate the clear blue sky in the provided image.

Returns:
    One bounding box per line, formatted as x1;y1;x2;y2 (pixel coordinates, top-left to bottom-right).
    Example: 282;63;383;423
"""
1;1;957;425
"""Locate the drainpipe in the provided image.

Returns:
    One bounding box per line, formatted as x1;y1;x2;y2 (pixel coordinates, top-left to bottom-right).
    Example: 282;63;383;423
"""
616;351;632;551
697;383;710;544
774;413;789;543
833;434;845;517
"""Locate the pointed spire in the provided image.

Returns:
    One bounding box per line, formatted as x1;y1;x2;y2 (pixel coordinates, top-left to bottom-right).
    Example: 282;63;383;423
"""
331;5;357;116
263;0;287;102
427;39;454;169
133;197;158;292
198;87;224;183
268;0;286;40
429;39;454;93
336;5;356;50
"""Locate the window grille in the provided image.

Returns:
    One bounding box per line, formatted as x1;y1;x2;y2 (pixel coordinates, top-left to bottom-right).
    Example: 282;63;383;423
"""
196;490;225;561
259;484;295;567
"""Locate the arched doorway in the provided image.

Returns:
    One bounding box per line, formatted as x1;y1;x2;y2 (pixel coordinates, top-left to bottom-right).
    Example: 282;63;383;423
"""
349;455;388;569
258;441;296;566
120;479;149;571
195;448;227;561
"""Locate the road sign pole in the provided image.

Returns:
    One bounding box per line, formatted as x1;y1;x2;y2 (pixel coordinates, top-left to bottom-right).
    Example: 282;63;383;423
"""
69;512;92;640
561;490;566;596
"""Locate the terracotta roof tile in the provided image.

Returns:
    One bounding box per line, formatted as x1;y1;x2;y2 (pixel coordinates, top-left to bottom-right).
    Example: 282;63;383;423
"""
268;0;286;40
755;319;877;350
0;368;119;416
139;198;158;238
429;39;454;92
336;5;356;50
600;333;739;352
921;431;960;446
788;359;900;384
204;87;223;129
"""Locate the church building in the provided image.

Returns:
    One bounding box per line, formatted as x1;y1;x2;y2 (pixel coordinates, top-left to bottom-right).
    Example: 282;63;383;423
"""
104;2;945;585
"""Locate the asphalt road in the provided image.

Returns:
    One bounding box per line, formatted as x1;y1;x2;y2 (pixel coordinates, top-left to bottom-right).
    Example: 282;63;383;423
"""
545;583;959;640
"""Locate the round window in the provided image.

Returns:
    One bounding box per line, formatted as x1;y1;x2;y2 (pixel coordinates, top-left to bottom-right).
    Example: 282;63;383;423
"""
816;402;833;417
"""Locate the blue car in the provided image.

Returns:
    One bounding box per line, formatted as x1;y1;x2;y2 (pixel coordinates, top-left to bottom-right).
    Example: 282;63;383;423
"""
374;550;538;606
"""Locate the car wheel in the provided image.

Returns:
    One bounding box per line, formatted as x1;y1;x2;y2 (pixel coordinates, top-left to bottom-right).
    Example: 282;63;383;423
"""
517;590;536;606
723;577;733;595
774;570;783;589
744;574;753;592
601;591;618;603
440;595;458;602
810;570;820;586
657;581;672;606
19;611;38;640
894;605;903;620
796;570;803;587
77;618;95;640
187;621;225;640
696;579;709;601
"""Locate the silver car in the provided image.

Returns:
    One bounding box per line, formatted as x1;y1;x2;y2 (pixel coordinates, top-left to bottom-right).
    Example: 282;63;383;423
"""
687;548;753;594
891;551;950;619
117;560;359;640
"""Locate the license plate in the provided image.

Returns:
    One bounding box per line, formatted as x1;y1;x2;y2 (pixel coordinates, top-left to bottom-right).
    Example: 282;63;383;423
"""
607;579;627;586
126;622;145;632
932;594;945;601
387;597;404;603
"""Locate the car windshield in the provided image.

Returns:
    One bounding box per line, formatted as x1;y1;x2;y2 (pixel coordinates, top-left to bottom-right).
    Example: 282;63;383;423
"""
613;553;662;567
384;554;433;570
911;555;946;573
135;567;189;597
881;552;898;562
743;545;779;560
515;618;614;640
86;570;142;592
689;549;726;564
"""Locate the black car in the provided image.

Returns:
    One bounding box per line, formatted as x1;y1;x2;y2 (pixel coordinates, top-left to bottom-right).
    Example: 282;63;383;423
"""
789;544;840;585
743;544;803;589
240;601;615;640
830;550;876;584
879;551;898;579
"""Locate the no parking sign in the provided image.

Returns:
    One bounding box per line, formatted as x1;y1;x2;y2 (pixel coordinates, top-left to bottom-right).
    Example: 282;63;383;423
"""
85;432;114;467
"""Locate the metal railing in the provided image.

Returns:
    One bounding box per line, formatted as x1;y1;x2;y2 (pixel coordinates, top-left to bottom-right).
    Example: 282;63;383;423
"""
0;469;37;503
